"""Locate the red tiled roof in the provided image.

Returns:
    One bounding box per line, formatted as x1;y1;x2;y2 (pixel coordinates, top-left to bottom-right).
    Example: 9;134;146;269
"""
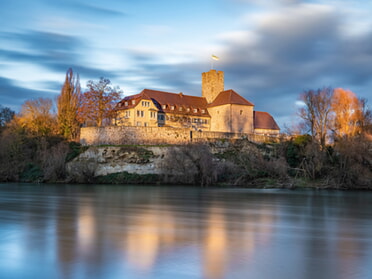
254;111;280;130
208;89;254;107
116;89;210;117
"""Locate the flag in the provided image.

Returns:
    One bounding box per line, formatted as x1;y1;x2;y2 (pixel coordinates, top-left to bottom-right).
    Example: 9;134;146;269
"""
211;55;219;61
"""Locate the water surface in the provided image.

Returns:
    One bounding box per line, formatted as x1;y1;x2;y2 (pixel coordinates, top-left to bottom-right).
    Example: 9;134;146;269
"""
1;184;372;279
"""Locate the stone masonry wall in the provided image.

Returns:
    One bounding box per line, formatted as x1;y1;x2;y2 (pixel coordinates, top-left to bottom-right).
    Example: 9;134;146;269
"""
80;126;278;146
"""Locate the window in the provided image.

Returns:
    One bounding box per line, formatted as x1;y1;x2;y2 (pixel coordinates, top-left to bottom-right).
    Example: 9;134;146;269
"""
240;110;243;115
125;111;130;118
132;100;135;105
150;111;156;118
179;107;183;111
187;108;190;112
193;108;198;113
170;105;175;110
158;114;165;121
136;121;141;126
162;104;166;109
144;122;148;127
137;110;144;117
124;101;128;106
142;101;150;107
201;109;205;114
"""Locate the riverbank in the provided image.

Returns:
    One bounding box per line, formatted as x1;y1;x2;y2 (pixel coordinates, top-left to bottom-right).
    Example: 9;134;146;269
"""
1;134;371;189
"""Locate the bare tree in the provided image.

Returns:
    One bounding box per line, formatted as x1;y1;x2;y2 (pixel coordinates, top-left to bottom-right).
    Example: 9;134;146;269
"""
359;97;372;133
298;87;333;147
0;105;15;127
57;68;81;140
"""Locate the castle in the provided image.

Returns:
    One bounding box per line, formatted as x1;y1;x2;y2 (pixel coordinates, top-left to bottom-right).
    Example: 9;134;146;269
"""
114;70;279;135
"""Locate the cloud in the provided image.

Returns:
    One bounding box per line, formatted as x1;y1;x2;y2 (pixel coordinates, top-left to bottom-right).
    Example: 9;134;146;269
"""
0;30;121;84
231;0;303;8
0;30;82;67
49;0;127;18
70;3;127;17
0;77;55;111
214;3;372;123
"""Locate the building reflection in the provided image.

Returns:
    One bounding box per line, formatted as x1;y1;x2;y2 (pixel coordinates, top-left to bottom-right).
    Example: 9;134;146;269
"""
125;206;176;273
5;186;372;279
203;206;227;279
126;212;160;271
52;190;280;278
77;199;95;256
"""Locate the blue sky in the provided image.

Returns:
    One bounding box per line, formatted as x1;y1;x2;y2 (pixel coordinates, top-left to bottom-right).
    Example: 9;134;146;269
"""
1;0;372;128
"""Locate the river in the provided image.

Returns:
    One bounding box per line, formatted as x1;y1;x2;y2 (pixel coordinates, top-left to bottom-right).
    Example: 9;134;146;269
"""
1;183;372;279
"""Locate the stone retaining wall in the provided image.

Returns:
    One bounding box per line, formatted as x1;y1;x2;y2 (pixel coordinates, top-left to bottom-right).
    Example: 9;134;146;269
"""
80;126;278;146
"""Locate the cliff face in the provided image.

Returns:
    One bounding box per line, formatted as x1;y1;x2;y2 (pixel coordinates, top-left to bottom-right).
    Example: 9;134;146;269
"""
66;145;199;182
65;140;286;186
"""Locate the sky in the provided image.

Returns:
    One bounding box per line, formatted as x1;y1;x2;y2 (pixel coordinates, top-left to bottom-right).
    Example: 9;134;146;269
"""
1;0;372;129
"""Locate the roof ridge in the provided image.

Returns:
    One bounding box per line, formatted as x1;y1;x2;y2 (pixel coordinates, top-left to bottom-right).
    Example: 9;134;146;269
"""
208;89;254;107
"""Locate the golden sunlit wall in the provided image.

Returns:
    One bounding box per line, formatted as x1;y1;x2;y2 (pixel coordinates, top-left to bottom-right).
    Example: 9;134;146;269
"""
208;104;254;133
116;100;159;127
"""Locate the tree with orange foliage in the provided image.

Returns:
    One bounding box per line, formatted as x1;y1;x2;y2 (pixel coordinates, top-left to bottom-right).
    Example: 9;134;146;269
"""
331;88;363;138
78;77;122;127
17;97;57;137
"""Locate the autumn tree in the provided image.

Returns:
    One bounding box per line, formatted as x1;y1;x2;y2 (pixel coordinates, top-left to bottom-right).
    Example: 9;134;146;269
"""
331;88;363;138
17;97;57;137
298;87;333;147
78;77;122;127
0;105;15;127
57;68;81;140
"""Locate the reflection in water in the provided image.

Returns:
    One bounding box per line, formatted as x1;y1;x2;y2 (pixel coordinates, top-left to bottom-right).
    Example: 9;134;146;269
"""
78;199;95;256
126;210;161;272
1;185;372;279
203;206;227;279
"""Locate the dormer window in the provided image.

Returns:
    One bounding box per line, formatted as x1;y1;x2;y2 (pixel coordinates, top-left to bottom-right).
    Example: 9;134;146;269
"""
187;108;190;112
124;101;128;106
170;105;175;110
201;109;205;114
132;100;135;105
193;108;198;113
162;104;166;109
179;107;183;111
142;101;150;107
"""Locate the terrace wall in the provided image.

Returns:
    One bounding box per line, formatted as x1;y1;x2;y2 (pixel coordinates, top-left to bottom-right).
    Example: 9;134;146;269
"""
80;126;279;146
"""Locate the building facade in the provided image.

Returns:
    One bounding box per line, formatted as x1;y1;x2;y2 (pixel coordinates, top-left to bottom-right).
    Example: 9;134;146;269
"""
114;70;280;135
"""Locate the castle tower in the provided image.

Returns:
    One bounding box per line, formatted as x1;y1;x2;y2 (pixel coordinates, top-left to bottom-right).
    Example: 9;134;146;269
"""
202;70;224;104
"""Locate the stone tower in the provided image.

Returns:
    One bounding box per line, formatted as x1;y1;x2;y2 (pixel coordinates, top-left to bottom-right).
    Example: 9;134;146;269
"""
202;70;224;104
